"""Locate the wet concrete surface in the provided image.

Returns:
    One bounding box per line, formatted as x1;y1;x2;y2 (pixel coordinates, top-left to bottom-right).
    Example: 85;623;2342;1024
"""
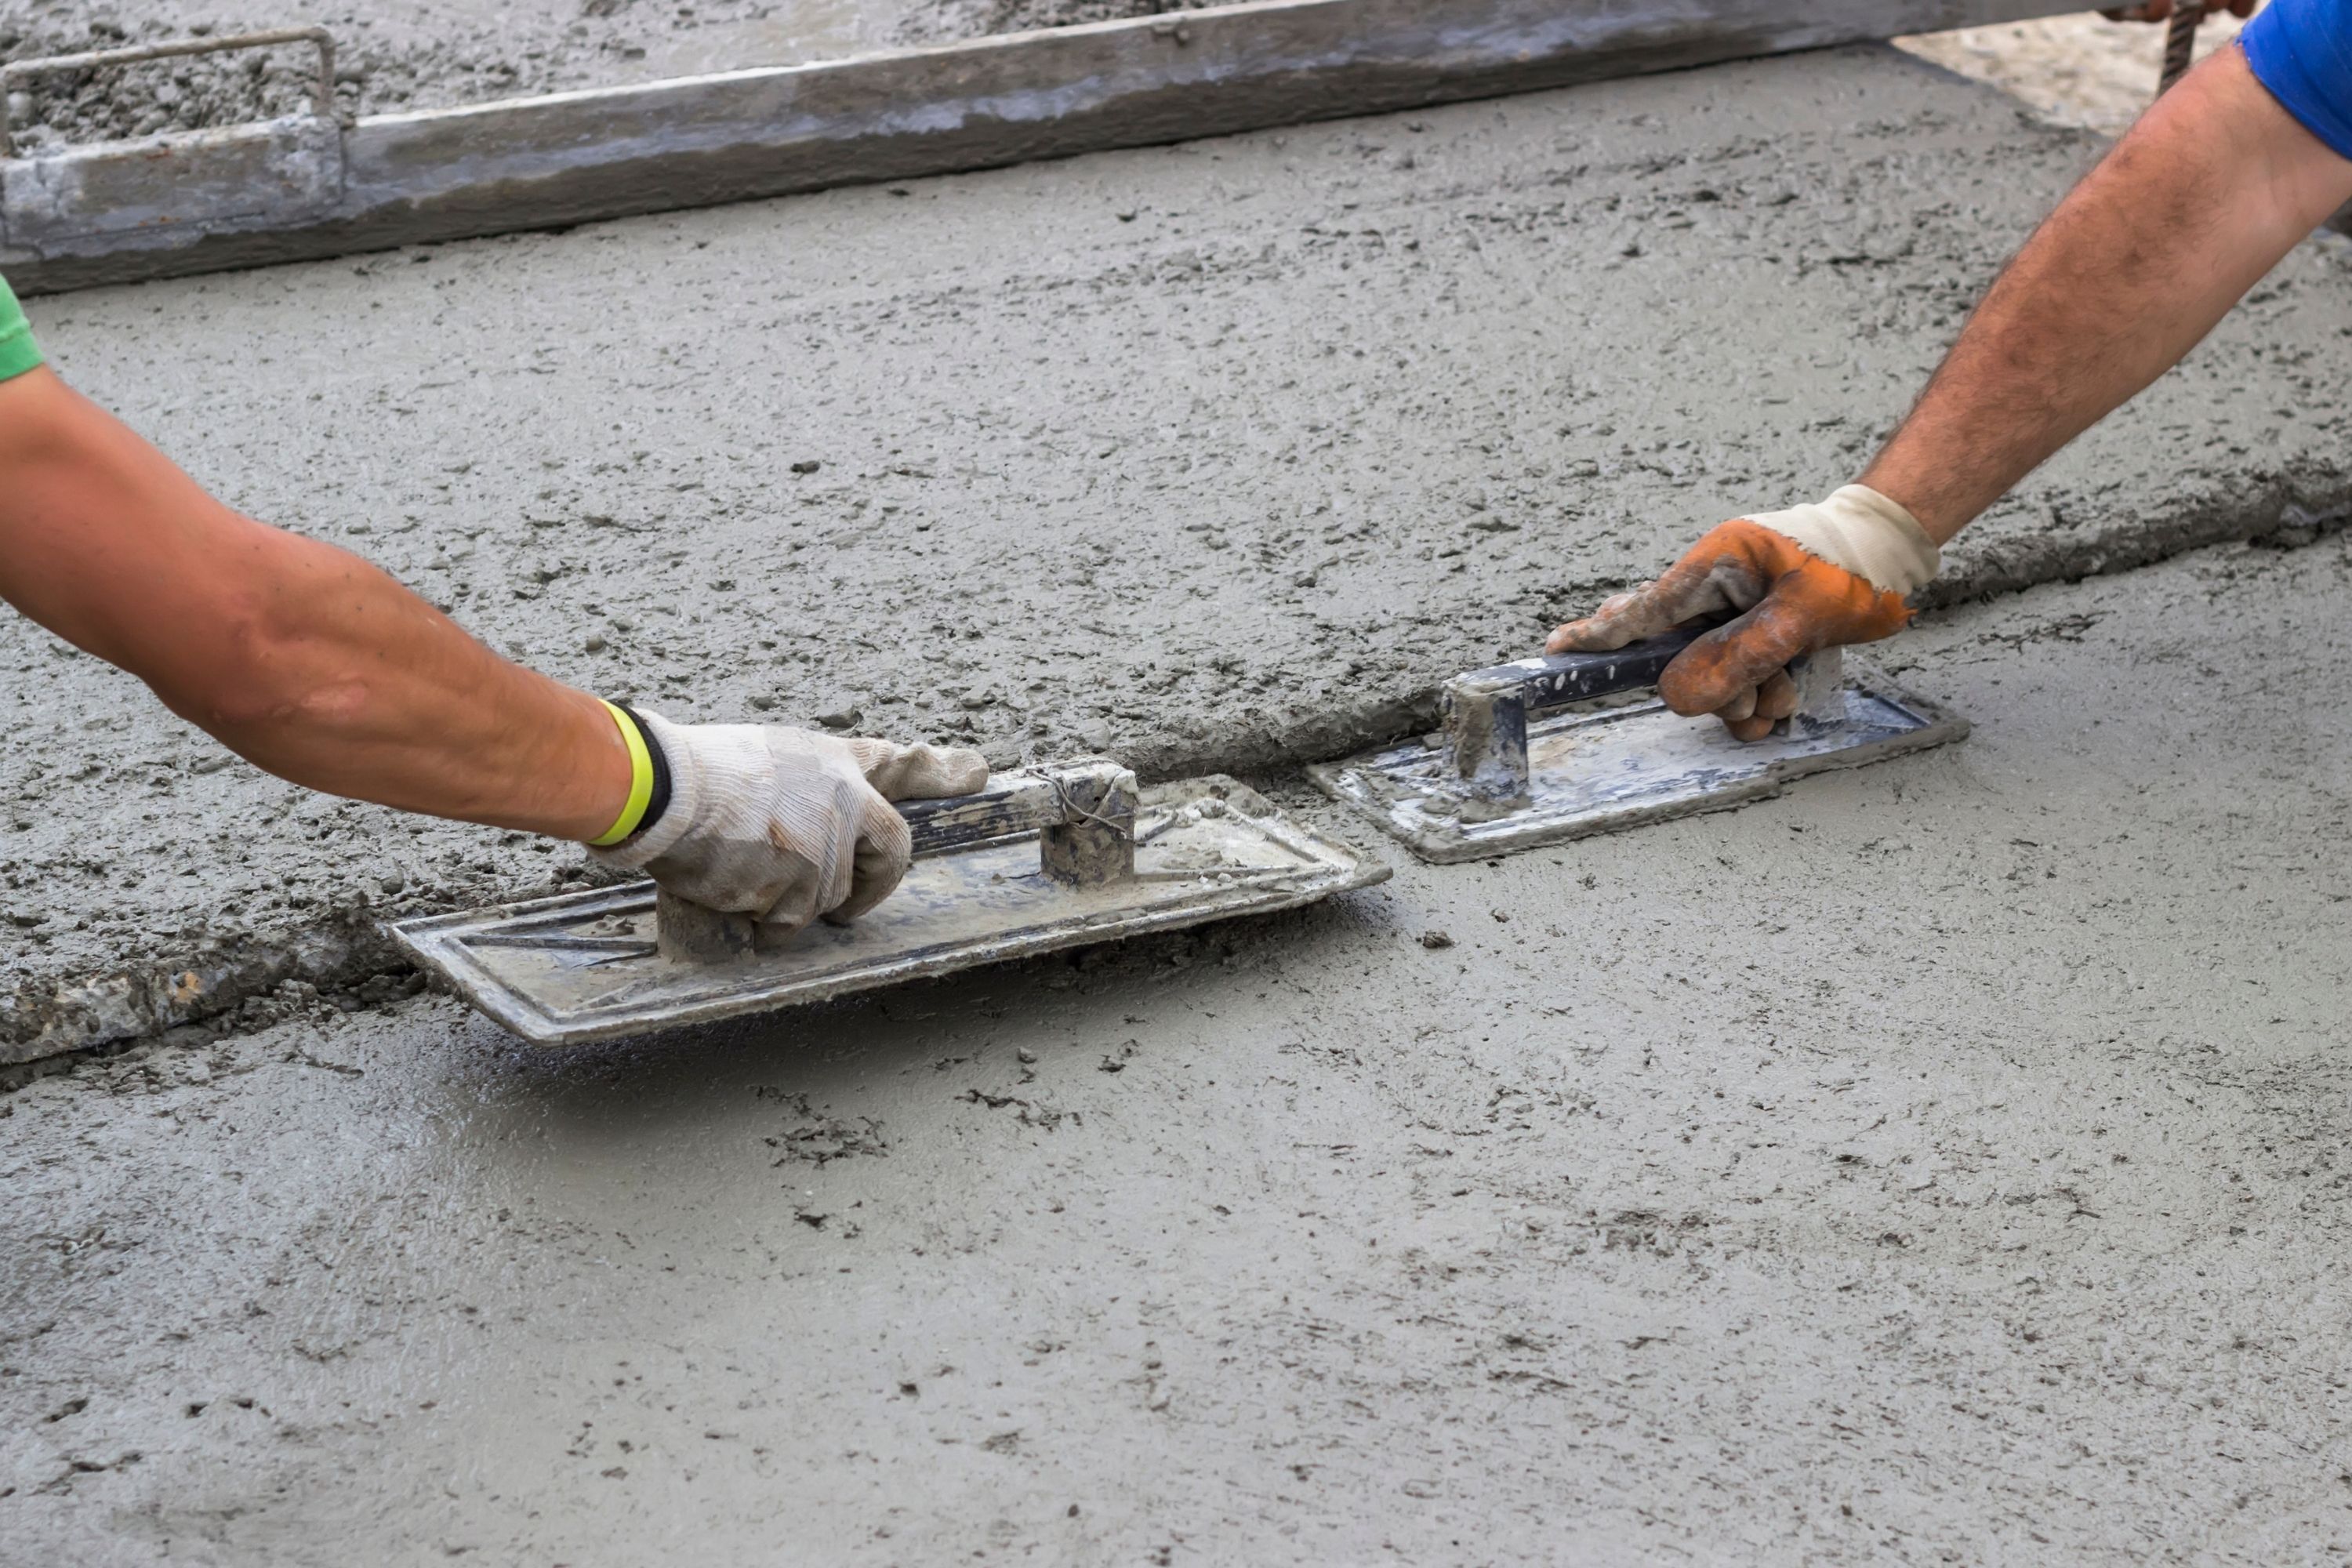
6;45;2350;1060
7;533;2352;1561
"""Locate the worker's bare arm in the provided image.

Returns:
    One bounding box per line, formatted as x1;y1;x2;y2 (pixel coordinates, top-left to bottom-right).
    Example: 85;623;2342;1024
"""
0;365;633;839
0;365;990;927
1864;44;2352;542
1550;43;2352;738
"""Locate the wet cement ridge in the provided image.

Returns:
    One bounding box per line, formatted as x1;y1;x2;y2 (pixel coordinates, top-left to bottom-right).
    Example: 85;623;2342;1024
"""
2;0;2081;294
9;481;2343;1076
0;905;399;1075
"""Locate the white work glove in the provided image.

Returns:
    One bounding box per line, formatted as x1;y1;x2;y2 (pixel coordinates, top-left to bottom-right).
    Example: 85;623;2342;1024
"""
590;712;989;937
1740;485;1942;597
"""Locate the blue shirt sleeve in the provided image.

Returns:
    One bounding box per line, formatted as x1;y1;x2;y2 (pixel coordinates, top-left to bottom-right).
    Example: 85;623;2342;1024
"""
2242;0;2352;160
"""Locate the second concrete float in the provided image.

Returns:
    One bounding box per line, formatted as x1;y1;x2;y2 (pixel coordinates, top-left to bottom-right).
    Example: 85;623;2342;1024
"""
1311;632;1967;862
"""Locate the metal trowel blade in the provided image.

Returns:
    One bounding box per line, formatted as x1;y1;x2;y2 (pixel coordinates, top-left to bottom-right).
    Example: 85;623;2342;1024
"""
1308;666;1966;863
390;776;1387;1045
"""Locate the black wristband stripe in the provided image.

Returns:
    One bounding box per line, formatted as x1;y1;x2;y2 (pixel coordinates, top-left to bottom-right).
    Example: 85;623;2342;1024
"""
612;702;673;837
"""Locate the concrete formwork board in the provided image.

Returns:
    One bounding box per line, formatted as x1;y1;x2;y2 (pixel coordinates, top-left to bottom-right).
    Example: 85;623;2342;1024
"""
2;0;2083;292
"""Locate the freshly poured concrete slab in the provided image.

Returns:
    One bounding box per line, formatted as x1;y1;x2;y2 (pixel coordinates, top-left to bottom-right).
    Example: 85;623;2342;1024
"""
5;535;2350;1559
5;45;2350;1062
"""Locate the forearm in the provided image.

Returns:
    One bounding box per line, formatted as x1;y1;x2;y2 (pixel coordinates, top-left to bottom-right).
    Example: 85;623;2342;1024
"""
0;368;630;839
1863;45;2352;544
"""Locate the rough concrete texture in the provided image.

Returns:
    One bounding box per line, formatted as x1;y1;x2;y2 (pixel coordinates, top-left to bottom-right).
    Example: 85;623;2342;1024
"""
0;0;2212;158
919;0;1189;39
0;0;1181;146
0;0;2190;164
8;532;2352;1560
8;45;2351;1061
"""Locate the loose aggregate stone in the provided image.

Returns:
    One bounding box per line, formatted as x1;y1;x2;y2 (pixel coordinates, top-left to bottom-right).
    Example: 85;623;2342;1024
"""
0;0;1192;147
4;536;2350;1562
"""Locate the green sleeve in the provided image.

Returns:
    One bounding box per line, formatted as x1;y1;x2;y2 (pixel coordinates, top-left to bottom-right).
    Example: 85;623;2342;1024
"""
0;274;44;382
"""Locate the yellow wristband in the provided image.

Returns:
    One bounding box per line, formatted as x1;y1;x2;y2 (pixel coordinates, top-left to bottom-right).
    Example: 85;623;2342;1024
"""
589;700;655;847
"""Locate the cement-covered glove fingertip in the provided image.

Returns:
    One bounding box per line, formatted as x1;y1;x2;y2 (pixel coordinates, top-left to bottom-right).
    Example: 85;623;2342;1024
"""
1544;586;1654;654
1544;620;1603;655
845;738;990;802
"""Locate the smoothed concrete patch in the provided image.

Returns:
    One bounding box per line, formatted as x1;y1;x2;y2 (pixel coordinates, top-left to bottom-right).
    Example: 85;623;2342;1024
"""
5;45;2350;1059
4;534;2350;1559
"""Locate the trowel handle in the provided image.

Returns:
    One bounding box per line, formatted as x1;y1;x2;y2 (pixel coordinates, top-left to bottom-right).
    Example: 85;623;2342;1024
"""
1436;631;1700;806
901;757;1139;883
2157;2;2201;95
655;758;1141;963
1439;631;1847;804
1450;628;1705;715
900;769;1094;855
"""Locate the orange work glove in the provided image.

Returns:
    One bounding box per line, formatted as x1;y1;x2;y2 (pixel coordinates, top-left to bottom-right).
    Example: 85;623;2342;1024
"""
1545;485;1940;742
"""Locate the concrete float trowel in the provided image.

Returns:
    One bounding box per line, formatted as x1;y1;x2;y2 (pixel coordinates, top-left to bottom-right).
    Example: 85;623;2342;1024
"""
390;760;1388;1045
1309;630;1967;863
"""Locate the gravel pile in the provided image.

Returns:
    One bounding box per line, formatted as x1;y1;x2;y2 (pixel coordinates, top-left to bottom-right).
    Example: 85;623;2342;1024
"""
0;0;1207;151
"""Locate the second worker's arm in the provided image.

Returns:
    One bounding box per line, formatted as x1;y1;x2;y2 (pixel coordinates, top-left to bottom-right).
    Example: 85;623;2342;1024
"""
1550;39;2352;738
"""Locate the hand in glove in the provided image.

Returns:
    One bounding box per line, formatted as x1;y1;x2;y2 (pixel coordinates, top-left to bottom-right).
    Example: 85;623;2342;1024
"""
1544;485;1940;741
590;711;988;936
